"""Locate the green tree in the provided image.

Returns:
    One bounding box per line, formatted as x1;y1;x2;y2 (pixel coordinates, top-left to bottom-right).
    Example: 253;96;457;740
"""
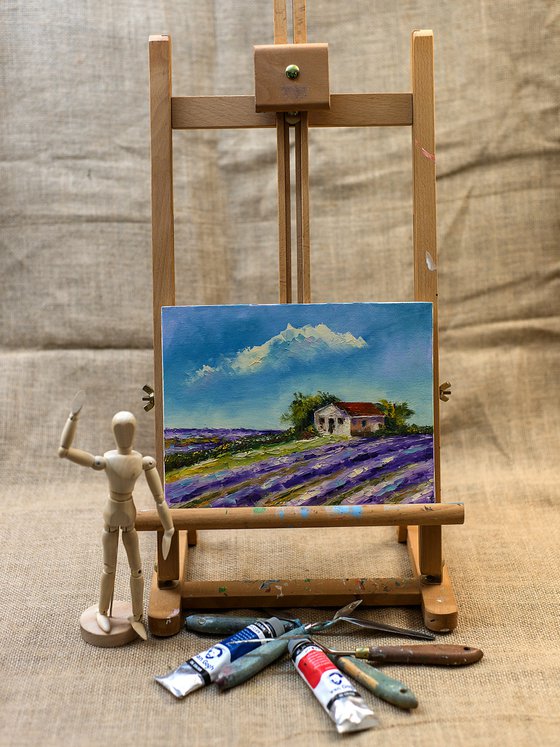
376;399;415;432
281;391;340;435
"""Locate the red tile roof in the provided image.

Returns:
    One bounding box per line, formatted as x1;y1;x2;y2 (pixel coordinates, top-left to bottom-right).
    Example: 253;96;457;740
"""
336;402;384;417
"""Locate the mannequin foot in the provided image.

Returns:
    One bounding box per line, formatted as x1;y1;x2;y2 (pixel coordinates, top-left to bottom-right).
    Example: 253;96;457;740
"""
96;612;111;633
128;616;148;640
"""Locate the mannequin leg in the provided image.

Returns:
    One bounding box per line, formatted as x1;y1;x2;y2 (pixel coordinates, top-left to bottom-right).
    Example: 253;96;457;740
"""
122;527;147;640
98;525;119;632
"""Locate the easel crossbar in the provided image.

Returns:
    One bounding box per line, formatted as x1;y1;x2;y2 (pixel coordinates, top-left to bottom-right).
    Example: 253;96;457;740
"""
181;578;422;608
136;503;463;532
171;93;412;130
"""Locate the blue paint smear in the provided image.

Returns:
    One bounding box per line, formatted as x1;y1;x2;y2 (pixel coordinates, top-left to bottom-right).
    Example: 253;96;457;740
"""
300;508;311;518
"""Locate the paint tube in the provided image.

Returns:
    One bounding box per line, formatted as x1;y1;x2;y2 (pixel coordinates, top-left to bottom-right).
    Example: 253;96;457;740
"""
289;638;378;734
155;617;298;698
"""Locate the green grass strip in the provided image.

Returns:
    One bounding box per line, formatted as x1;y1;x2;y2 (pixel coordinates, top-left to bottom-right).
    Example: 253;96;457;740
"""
166;435;346;484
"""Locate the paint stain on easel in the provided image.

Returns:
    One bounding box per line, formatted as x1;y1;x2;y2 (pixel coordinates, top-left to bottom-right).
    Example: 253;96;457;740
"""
259;580;280;592
415;139;436;162
218;586;228;595
357;578;367;591
425;251;437;271
329;506;363;517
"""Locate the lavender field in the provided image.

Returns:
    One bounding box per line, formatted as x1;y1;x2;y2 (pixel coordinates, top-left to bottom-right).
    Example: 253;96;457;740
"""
164;431;434;508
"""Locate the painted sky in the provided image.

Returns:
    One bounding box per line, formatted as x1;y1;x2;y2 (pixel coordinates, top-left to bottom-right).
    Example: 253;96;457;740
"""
162;303;433;429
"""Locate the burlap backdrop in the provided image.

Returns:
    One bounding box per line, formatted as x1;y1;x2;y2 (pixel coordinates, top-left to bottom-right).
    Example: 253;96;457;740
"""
1;1;559;745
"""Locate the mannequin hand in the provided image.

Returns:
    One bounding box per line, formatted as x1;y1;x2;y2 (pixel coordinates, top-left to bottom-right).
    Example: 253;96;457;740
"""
162;527;175;560
69;390;85;419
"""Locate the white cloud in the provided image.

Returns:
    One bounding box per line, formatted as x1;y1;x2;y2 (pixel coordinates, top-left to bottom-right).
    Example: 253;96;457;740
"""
187;323;367;382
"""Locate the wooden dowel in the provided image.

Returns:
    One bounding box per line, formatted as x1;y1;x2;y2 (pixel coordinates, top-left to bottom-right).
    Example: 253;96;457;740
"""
171;94;412;130
276;113;292;303
136;503;464;532
295;112;311;302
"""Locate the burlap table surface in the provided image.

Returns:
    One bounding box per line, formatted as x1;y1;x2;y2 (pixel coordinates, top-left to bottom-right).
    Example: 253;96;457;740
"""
1;1;559;745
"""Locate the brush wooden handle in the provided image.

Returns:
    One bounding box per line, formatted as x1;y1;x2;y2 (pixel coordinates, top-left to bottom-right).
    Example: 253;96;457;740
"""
334;656;418;709
357;644;483;666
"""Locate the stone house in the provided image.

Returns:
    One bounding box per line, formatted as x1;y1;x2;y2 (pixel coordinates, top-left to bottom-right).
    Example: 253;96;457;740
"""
313;402;385;436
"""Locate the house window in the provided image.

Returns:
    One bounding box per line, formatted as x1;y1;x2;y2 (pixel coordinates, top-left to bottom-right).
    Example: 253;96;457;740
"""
319;417;325;424
337;418;343;425
361;420;367;427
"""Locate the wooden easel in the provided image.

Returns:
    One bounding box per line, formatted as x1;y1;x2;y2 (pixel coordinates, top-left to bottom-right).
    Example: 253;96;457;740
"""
137;0;463;636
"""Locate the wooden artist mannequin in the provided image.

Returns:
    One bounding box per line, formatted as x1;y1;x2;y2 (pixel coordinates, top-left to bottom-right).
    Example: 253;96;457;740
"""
58;393;174;642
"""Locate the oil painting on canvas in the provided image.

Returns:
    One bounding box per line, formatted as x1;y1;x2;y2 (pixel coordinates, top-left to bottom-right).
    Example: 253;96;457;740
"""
162;303;434;508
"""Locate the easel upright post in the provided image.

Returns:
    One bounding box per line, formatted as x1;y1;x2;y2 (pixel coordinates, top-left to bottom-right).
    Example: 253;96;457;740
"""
411;30;442;578
149;35;180;583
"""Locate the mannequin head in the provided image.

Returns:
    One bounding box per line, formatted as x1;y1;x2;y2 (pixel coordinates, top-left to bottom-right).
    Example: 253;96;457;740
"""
112;411;136;453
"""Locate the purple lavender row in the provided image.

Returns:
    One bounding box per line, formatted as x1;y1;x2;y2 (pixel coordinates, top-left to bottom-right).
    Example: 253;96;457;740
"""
401;484;435;504
169;436;430;506
295;448;433;507
165;427;281;441
207;440;433;508
352;465;433;505
166;441;220;455
166;435;427;505
165;438;355;504
327;463;433;506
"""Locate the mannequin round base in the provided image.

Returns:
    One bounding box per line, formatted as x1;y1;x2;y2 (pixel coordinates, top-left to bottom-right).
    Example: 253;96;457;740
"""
79;602;140;647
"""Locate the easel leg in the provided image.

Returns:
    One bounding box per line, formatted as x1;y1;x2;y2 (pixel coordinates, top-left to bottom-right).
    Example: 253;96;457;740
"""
187;529;198;547
407;526;457;632
156;528;180;585
419;525;442;578
148;530;187;636
397;525;408;543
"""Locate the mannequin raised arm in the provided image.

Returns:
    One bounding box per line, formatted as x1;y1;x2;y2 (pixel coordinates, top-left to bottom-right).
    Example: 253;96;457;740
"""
58;391;106;470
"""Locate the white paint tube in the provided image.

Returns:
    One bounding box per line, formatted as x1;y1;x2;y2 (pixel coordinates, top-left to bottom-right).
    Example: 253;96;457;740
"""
155;617;297;698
